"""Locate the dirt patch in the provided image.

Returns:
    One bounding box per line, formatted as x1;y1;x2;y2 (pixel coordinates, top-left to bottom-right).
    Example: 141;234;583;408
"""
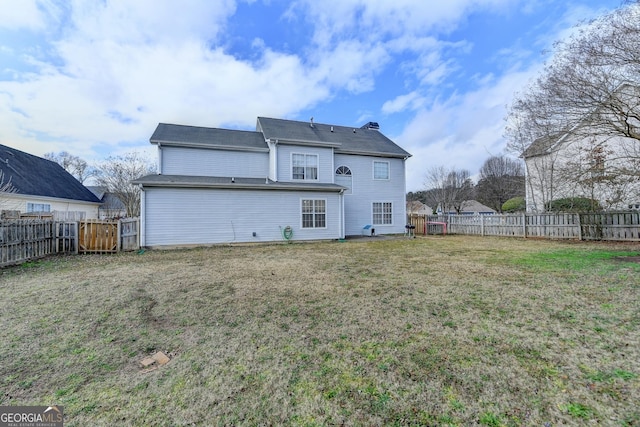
612;255;640;263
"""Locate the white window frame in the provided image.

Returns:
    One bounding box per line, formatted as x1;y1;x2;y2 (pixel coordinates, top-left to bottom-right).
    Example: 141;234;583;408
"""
335;165;353;195
26;202;51;213
373;161;390;180
301;198;327;229
292;153;319;181
372;202;393;225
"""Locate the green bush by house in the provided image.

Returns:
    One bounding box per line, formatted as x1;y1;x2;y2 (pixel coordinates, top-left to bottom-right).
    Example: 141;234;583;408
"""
502;196;526;213
545;197;602;212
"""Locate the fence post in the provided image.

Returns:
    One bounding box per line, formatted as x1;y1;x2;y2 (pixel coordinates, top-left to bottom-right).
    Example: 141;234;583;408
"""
522;213;527;238
480;214;485;236
117;219;122;252
577;213;582;241
73;221;79;254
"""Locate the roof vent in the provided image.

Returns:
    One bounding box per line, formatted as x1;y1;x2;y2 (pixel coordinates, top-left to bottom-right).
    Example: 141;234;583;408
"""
310;117;314;128
330;126;334;132
361;121;380;130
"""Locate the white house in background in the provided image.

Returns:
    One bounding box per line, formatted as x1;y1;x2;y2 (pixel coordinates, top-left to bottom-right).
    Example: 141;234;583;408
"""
523;83;640;212
86;186;128;219
0;143;100;219
523;131;640;212
133;117;411;247
407;201;432;215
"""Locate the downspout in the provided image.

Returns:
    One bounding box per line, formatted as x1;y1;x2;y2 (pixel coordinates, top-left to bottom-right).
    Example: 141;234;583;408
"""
157;143;162;174
268;139;279;181
339;188;345;239
403;156;408;227
139;184;146;247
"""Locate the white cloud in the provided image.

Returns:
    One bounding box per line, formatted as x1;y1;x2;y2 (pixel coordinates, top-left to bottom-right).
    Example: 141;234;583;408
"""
0;0;49;30
382;91;424;114
398;67;540;191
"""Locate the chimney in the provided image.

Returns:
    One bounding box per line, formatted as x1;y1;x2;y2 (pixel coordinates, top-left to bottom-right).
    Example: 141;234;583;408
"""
361;121;380;130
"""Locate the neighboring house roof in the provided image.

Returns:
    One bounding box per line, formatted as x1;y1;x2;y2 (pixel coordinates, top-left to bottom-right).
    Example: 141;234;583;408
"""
258;117;412;158
150;123;269;152
0;144;100;203
438;200;496;214
522;132;571;158
86;186;127;210
132;174;346;192
407;201;432;214
86;185;107;200
461;200;496;214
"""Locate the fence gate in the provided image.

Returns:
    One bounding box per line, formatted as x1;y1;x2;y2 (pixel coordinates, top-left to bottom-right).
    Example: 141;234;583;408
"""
78;220;118;254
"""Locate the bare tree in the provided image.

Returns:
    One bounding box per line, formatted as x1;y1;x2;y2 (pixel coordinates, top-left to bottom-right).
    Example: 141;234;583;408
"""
424;166;475;214
45;151;96;184
505;1;640;209
475;156;525;212
95;152;155;217
0;169;19;215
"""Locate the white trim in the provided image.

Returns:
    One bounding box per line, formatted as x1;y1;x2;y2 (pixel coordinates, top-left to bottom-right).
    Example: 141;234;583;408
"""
300;197;328;229
373;160;390;180
291;152;320;181
140;188;146;247
371;201;393;226
335;164;353;195
26;202;51;213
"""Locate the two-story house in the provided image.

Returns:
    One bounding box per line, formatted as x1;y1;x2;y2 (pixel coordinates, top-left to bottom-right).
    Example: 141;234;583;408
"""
133;117;411;247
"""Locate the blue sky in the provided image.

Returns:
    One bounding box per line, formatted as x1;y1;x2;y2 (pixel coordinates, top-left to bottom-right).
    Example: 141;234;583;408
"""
0;0;622;191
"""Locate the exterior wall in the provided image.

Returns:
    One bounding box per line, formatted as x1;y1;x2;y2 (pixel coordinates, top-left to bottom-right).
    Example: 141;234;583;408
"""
526;135;640;212
334;154;407;235
276;145;334;183
141;187;342;247
161;146;269;178
0;193;99;218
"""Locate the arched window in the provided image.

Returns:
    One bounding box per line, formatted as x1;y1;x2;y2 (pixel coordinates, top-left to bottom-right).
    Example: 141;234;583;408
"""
336;165;352;176
335;166;353;194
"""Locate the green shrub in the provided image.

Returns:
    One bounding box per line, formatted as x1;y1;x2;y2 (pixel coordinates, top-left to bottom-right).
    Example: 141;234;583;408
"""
545;197;601;212
502;196;526;213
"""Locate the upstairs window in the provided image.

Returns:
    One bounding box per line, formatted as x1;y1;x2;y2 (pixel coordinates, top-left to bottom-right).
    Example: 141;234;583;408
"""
335;165;353;195
292;154;318;180
373;161;389;180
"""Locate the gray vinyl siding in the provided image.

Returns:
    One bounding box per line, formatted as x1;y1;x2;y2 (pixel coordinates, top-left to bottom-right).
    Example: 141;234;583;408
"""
161;146;268;178
276;145;334;183
143;187;341;246
334;154;407;236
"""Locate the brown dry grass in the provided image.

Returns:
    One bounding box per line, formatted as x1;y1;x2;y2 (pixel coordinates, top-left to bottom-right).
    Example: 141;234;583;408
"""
1;236;639;426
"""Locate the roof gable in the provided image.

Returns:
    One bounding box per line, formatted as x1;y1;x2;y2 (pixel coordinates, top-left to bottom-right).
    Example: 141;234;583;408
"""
0;144;100;203
257;117;411;158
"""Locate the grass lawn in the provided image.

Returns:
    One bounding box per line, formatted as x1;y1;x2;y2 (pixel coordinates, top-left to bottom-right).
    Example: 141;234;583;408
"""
1;236;639;426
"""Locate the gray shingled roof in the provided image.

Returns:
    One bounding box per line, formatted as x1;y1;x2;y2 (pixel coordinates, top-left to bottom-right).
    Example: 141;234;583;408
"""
133;174;345;192
150;123;268;151
522;133;568;158
0;144;100;203
257;117;411;158
86;186;126;210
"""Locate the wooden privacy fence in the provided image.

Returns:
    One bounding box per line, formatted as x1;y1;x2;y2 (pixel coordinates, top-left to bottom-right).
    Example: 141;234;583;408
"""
0;218;140;267
78;218;140;254
408;212;640;242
